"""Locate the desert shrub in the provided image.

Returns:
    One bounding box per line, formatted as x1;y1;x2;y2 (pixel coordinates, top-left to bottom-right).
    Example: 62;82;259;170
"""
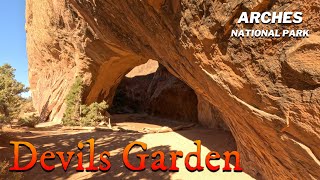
0;115;10;125
17;114;40;128
0;161;22;180
80;101;109;126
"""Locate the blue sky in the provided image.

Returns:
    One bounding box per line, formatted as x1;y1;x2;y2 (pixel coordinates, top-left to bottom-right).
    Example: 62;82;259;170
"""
0;1;29;88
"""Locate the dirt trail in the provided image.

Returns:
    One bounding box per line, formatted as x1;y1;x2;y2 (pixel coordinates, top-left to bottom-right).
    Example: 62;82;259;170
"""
0;114;254;180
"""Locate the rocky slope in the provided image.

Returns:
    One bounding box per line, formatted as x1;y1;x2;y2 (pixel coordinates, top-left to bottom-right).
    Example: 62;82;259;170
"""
26;0;320;179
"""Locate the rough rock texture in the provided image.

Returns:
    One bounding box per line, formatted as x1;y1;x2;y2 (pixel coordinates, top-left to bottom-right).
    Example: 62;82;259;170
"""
109;61;156;114
109;73;153;114
197;95;229;130
111;62;198;122
146;65;198;122
109;60;158;113
26;0;320;179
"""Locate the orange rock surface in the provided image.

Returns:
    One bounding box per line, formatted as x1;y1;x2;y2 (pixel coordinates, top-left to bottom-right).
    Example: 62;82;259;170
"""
26;0;320;179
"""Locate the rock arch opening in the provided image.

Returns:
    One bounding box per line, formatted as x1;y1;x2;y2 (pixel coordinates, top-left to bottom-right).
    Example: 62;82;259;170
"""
108;60;231;132
109;60;198;123
106;60;239;169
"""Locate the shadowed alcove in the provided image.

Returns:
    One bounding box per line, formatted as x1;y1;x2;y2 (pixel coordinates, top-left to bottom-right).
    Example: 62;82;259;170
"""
109;60;199;123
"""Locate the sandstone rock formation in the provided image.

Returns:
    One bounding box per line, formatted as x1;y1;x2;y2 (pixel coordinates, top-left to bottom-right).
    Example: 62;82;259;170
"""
197;95;228;130
26;0;320;179
125;59;159;78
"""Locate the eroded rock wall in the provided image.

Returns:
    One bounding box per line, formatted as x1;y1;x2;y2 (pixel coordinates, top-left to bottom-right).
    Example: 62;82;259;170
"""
197;95;229;130
27;0;320;179
146;65;198;122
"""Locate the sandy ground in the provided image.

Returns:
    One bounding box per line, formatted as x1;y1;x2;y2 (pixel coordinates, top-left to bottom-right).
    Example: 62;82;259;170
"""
0;114;254;180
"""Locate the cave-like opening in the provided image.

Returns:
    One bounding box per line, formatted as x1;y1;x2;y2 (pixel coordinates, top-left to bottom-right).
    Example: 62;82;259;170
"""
109;60;231;132
109;60;198;123
108;60;239;167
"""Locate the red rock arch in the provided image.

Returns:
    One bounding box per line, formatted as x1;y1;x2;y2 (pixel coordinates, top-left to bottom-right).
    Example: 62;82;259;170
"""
26;0;320;179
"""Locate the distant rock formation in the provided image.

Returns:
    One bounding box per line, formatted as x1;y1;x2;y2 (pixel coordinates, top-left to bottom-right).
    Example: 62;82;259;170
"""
26;0;320;179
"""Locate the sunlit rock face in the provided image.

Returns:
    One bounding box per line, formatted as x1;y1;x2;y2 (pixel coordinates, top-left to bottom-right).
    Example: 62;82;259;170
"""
26;0;320;179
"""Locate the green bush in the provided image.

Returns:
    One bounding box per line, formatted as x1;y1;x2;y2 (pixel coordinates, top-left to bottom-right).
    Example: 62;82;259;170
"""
17;114;40;128
62;77;110;126
80;101;109;126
